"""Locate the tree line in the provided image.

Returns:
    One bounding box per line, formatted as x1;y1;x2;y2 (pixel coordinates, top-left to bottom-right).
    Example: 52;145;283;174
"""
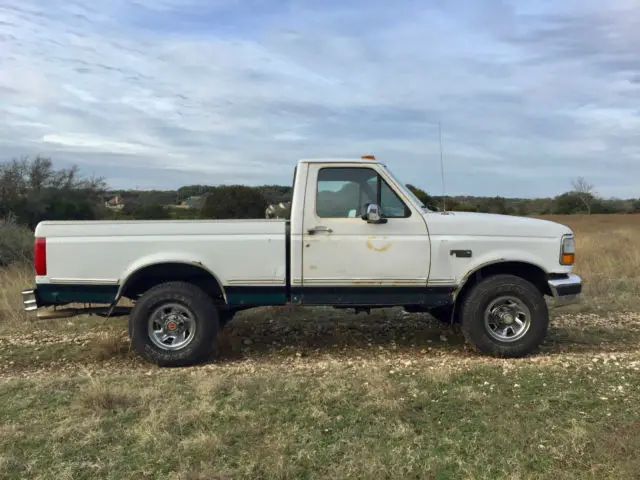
2;155;639;267
1;156;639;230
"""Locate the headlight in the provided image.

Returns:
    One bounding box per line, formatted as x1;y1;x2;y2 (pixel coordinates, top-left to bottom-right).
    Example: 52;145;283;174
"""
560;235;575;265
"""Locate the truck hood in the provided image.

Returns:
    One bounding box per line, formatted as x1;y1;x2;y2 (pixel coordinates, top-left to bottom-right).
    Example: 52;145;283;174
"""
423;211;573;238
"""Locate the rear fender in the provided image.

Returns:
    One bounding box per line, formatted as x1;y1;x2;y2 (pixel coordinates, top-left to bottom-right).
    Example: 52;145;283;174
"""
115;253;227;303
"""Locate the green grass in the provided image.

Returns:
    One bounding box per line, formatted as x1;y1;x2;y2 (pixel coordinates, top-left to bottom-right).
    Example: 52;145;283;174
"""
1;358;638;479
1;309;640;479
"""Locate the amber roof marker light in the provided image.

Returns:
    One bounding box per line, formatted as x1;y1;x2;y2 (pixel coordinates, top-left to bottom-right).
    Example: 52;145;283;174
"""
361;154;376;160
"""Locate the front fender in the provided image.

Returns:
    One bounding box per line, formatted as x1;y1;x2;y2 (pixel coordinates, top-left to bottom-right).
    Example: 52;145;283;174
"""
455;248;550;287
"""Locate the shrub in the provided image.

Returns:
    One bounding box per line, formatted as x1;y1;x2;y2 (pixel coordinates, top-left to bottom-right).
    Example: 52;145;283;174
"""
0;218;33;267
200;185;267;219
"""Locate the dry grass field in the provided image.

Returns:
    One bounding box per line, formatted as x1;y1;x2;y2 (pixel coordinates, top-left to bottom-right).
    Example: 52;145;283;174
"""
537;214;640;308
1;214;639;479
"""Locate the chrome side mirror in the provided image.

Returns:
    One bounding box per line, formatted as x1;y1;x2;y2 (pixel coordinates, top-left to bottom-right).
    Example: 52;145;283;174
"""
362;203;387;224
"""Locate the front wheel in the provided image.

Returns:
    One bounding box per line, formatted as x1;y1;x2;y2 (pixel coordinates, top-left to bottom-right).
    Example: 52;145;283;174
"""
459;274;549;358
129;281;220;367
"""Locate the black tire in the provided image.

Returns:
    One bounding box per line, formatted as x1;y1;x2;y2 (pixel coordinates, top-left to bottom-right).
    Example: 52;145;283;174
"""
459;274;548;358
128;281;220;367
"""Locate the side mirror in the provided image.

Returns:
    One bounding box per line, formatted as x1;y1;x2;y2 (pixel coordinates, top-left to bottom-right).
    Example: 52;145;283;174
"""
362;203;387;224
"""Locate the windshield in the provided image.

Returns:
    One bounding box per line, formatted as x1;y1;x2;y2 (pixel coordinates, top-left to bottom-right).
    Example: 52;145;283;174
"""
381;165;433;212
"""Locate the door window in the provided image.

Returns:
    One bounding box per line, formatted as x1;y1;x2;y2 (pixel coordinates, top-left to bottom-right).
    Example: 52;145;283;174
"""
315;167;410;219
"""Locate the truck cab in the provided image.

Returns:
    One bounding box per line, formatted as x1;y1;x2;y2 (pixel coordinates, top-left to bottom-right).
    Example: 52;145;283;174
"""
21;156;582;367
289;158;437;306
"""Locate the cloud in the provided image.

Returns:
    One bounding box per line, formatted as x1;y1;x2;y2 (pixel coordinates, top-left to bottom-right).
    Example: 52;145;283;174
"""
0;0;639;197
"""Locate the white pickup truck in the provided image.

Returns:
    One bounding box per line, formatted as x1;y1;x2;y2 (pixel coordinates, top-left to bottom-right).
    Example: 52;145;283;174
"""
21;156;582;366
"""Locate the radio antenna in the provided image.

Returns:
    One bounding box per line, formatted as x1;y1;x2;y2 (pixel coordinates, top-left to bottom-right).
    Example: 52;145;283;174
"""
438;121;447;212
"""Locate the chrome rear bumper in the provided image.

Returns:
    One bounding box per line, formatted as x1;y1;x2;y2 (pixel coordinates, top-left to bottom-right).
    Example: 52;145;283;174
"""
21;289;38;312
548;274;582;307
21;287;130;320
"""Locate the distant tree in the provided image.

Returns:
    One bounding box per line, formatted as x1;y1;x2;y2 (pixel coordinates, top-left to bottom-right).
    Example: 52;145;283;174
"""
590;198;627;214
0;156;107;228
131;204;171;220
256;185;293;205
170;207;200;220
176;185;215;202
477;196;512;215
200;185;267;219
528;198;554;216
449;201;478;212
515;202;530;216
406;184;437;209
571;177;596;214
553;192;586;214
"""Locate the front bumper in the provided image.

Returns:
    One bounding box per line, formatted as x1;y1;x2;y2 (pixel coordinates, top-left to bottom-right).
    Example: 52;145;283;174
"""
547;274;582;307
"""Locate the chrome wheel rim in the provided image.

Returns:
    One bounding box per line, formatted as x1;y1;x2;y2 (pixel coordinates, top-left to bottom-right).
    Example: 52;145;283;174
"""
483;296;531;343
148;303;197;351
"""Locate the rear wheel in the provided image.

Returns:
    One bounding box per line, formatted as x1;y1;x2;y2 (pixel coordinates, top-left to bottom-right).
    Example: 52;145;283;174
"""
129;281;220;367
459;274;548;358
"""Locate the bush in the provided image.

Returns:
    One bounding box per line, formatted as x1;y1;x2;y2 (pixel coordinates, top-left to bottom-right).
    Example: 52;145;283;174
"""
200;185;267;219
0;219;33;267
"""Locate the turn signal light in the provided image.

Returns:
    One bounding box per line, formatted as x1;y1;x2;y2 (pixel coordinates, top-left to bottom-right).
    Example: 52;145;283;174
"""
560;236;575;265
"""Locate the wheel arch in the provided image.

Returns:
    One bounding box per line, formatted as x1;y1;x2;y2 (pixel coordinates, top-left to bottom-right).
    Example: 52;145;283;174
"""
454;260;552;305
117;260;227;305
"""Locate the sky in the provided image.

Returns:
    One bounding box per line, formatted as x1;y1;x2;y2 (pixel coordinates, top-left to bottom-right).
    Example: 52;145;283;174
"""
1;0;639;198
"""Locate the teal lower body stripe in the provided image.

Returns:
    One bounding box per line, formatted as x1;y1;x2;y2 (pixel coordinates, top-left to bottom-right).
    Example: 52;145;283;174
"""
225;286;288;306
225;285;455;307
290;286;455;307
36;284;119;305
33;283;457;309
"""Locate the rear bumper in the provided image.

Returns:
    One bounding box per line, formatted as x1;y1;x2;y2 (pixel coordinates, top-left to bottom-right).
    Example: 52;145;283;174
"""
548;274;582;307
21;289;39;312
21;287;130;320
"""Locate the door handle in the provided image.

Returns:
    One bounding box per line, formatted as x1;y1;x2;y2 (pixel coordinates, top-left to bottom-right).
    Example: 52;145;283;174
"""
307;226;333;234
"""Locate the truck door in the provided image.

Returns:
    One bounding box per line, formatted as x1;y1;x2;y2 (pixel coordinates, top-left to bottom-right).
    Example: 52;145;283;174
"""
299;163;432;306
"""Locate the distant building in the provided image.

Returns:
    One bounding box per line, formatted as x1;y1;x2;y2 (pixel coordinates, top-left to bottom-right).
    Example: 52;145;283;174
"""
105;195;124;211
265;201;291;219
175;196;203;209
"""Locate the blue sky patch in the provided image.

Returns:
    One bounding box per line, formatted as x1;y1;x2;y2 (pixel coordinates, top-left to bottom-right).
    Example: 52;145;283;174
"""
0;0;638;198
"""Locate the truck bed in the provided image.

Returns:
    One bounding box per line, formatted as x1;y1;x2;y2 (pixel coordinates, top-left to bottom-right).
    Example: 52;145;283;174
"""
35;219;288;290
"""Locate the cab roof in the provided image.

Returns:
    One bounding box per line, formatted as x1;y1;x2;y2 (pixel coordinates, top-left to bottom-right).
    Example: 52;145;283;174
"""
297;156;382;165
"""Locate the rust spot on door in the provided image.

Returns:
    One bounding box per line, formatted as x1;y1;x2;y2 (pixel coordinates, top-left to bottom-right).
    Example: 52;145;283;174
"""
366;236;391;252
